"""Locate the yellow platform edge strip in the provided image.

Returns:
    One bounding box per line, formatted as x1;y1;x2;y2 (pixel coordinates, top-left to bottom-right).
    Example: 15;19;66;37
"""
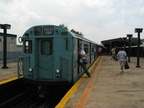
0;76;23;85
0;77;18;85
0;74;17;80
55;56;101;108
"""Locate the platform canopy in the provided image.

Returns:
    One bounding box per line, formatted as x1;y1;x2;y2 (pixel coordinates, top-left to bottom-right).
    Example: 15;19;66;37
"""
0;32;17;37
101;37;137;49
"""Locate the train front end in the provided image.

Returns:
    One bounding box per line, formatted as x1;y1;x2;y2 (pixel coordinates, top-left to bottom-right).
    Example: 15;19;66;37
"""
18;25;73;86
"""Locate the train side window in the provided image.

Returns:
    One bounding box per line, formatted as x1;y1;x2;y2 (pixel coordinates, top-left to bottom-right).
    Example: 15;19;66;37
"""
34;27;42;36
24;40;32;54
41;40;52;55
92;45;95;53
84;44;88;54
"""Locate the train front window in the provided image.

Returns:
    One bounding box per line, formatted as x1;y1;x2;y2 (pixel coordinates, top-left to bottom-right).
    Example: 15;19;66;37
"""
43;27;54;35
41;40;52;55
34;27;42;36
24;40;32;54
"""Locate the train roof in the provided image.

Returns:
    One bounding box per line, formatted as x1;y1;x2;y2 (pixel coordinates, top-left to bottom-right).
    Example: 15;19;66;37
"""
24;25;97;45
69;31;96;44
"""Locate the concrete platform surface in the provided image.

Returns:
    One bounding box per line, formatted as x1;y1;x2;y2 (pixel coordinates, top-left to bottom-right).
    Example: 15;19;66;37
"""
65;56;144;108
0;62;17;82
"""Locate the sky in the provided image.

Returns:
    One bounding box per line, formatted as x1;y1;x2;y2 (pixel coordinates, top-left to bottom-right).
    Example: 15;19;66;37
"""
0;0;144;44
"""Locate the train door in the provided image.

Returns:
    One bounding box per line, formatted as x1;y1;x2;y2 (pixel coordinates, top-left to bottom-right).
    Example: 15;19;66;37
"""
73;39;78;75
38;39;54;79
78;40;82;74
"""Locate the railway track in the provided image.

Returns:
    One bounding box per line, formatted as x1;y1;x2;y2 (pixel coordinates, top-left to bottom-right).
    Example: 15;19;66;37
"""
0;79;71;108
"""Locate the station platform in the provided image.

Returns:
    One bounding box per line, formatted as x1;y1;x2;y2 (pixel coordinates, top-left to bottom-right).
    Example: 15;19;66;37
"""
0;62;18;84
61;56;144;108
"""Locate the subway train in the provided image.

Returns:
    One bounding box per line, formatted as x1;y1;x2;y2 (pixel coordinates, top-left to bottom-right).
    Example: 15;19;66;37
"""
18;25;101;87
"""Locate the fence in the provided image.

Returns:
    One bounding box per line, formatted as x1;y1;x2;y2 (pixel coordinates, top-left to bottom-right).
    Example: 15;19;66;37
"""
0;51;21;63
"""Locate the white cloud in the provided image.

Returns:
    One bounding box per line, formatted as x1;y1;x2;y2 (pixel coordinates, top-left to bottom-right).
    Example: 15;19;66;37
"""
0;0;144;44
139;7;144;15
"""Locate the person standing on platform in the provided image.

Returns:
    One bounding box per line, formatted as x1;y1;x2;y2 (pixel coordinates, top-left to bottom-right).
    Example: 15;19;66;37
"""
78;47;91;78
94;47;97;59
111;48;116;60
98;47;102;56
115;46;118;61
117;48;127;72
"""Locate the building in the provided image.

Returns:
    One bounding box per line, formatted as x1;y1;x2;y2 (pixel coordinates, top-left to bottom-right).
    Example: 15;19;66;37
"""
0;33;17;51
0;33;19;62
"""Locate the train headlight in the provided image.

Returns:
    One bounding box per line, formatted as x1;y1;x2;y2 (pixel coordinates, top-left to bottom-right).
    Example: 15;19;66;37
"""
29;68;33;72
56;69;60;73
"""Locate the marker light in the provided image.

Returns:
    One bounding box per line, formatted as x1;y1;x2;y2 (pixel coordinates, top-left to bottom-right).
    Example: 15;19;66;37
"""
29;68;33;72
56;69;60;73
25;33;29;36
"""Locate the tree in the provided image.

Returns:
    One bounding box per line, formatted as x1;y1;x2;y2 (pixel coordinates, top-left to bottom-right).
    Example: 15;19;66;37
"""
131;37;143;45
59;24;84;37
70;29;83;37
59;24;68;30
141;39;144;44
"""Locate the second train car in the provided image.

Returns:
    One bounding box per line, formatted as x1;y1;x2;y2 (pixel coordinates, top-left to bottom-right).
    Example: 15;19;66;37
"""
18;25;99;86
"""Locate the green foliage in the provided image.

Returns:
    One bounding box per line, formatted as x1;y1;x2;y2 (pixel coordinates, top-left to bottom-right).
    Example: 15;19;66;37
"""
131;37;143;44
59;24;68;30
70;29;83;37
59;24;83;37
141;39;144;44
131;37;138;41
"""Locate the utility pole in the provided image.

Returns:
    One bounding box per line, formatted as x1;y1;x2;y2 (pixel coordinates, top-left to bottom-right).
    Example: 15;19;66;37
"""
127;34;133;62
135;28;143;68
0;24;11;69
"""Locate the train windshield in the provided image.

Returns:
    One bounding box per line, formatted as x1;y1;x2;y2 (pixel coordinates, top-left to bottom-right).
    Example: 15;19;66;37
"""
34;27;42;36
34;26;54;36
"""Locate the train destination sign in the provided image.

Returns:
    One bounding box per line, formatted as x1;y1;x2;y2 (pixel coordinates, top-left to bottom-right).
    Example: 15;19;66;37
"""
43;27;54;35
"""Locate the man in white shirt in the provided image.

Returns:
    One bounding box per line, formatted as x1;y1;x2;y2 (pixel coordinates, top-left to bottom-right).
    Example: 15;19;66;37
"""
117;48;127;72
78;47;91;78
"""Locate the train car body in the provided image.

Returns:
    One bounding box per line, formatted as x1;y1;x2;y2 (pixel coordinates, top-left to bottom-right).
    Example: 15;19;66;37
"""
18;25;98;86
